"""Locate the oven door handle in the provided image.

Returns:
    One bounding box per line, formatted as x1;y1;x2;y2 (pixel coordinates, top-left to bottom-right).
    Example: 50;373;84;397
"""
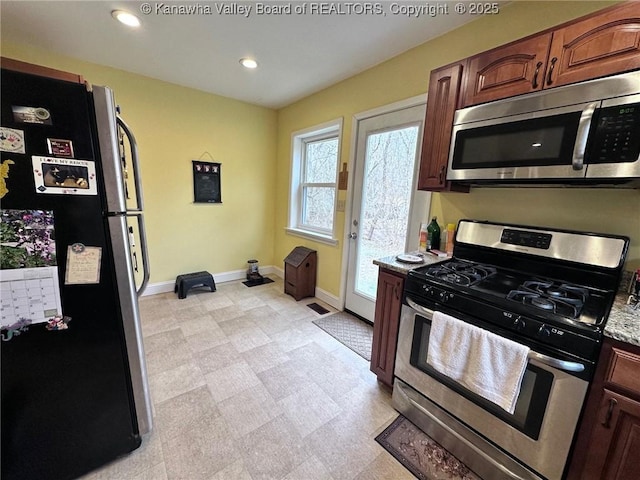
406;297;434;317
527;351;585;373
406;297;585;373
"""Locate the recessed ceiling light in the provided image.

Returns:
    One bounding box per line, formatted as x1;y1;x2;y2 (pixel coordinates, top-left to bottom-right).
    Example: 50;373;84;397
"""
112;10;141;27
239;58;258;69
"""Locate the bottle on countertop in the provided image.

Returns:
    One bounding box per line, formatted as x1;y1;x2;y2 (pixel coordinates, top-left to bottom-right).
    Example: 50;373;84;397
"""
419;223;428;252
427;216;440;251
446;223;456;255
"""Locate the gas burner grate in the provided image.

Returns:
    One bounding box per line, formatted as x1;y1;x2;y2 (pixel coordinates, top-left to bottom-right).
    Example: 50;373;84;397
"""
424;261;496;287
507;280;589;319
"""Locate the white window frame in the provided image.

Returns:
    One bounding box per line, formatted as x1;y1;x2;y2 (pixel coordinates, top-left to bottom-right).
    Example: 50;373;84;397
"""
287;118;342;245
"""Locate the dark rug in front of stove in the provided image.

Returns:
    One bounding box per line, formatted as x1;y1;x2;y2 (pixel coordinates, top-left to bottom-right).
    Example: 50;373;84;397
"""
375;415;482;480
242;277;274;287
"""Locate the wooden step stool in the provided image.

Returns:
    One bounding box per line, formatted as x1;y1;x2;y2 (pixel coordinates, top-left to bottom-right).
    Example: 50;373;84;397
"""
174;271;216;299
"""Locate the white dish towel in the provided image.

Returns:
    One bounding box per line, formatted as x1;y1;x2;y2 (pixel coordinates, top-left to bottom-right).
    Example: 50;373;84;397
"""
427;311;530;414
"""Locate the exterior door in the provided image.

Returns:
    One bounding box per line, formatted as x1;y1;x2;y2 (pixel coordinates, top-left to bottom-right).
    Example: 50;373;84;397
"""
344;101;428;321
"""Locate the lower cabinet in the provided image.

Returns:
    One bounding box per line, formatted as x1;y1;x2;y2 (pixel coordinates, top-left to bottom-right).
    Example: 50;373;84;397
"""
369;268;404;387
567;338;640;479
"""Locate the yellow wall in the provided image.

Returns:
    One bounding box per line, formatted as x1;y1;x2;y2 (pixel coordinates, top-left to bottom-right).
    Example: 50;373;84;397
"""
2;42;278;285
4;0;638;300
276;0;639;301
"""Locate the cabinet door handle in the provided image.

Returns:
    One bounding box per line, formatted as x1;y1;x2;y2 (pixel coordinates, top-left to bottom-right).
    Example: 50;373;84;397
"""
532;61;543;88
546;57;557;85
439;165;445;184
394;285;400;300
602;397;617;428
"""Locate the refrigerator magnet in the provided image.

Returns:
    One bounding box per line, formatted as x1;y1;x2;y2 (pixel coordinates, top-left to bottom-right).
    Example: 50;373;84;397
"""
46;138;74;158
65;243;102;285
32;156;97;195
12;106;52;125
1;159;15;199
46;315;72;331
0;127;26;154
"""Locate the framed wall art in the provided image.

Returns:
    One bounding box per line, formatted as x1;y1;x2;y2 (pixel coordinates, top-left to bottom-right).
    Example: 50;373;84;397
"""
192;160;221;203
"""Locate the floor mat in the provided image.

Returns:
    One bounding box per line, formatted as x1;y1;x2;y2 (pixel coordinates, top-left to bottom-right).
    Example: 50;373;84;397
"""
375;415;482;480
242;277;274;287
312;311;372;361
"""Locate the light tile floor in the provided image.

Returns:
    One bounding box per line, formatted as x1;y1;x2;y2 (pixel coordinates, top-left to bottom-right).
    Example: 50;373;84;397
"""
82;277;414;480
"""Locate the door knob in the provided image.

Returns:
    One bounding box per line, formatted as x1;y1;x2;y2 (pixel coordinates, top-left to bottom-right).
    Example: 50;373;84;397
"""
349;232;358;239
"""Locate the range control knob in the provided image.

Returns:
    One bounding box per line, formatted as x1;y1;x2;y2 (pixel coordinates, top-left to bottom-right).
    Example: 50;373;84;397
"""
438;291;450;302
512;317;526;331
538;325;551;338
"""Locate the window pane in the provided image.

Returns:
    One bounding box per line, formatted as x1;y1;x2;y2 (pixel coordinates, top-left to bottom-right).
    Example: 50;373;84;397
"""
302;186;335;230
305;138;338;183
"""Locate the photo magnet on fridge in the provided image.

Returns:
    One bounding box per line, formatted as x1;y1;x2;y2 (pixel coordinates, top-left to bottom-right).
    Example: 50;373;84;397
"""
32;156;97;195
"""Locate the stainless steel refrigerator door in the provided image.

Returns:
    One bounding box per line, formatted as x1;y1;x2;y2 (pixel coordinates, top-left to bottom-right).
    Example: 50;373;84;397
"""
108;215;153;434
93;85;152;434
93;85;127;213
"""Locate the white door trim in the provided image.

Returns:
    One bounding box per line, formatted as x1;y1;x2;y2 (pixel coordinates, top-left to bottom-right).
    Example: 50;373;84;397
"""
338;94;428;312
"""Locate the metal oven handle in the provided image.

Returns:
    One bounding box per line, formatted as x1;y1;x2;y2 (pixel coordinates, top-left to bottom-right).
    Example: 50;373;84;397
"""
405;297;586;373
527;351;584;373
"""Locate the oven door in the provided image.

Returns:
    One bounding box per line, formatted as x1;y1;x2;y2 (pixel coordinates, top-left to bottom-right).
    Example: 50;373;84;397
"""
393;299;589;480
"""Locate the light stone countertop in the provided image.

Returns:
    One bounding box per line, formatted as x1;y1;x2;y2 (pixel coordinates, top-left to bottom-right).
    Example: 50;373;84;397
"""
604;293;640;347
375;253;640;347
373;251;451;275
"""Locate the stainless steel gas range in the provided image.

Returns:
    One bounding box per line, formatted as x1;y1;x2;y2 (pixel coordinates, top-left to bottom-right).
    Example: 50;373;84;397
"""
393;219;629;480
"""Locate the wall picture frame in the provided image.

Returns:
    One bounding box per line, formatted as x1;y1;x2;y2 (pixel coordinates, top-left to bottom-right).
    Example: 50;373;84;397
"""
192;160;221;203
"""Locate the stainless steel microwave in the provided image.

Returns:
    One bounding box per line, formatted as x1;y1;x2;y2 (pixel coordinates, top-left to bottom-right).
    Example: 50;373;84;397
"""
447;70;640;186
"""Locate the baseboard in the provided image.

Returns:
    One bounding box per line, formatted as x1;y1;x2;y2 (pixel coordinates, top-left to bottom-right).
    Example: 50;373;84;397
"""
141;265;342;310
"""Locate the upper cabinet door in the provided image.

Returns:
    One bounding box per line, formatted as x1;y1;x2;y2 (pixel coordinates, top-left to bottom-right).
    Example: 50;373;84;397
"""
461;33;552;108
418;62;467;191
546;2;640;88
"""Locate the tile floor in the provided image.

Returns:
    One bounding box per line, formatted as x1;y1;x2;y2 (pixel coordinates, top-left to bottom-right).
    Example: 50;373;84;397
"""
81;277;414;480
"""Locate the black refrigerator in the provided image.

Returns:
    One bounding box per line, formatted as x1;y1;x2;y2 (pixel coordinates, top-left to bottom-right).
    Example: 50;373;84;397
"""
1;64;152;480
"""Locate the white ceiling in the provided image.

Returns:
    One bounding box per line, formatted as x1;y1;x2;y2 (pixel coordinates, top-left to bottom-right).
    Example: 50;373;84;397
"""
1;1;492;108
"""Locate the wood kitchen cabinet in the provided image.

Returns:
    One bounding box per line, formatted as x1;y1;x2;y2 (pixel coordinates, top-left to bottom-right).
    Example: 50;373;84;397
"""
370;268;404;387
417;62;469;192
417;1;640;191
547;1;640;89
461;33;552;107
567;338;640;480
461;2;640;108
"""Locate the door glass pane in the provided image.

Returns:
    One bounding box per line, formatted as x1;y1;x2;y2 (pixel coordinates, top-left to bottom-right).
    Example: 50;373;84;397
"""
355;125;419;298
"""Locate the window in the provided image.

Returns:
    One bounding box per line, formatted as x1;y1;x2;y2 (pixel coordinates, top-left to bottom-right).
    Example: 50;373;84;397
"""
288;119;342;244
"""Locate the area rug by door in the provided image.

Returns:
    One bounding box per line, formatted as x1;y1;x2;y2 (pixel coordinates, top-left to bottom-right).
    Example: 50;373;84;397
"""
375;415;481;480
312;311;373;361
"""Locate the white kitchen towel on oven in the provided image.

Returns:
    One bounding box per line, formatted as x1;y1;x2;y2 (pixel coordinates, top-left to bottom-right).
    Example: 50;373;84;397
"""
427;311;530;414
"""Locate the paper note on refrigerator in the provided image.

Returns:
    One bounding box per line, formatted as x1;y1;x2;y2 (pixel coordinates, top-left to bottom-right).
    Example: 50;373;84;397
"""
65;243;101;285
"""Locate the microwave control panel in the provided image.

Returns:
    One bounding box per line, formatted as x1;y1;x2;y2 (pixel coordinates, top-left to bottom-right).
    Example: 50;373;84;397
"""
588;103;640;163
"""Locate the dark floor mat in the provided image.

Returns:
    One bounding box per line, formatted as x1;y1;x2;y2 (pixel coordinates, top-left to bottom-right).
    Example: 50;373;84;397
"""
242;277;274;287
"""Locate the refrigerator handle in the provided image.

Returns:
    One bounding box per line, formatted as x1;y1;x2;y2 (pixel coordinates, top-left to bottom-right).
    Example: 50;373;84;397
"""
128;212;151;297
117;116;144;212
